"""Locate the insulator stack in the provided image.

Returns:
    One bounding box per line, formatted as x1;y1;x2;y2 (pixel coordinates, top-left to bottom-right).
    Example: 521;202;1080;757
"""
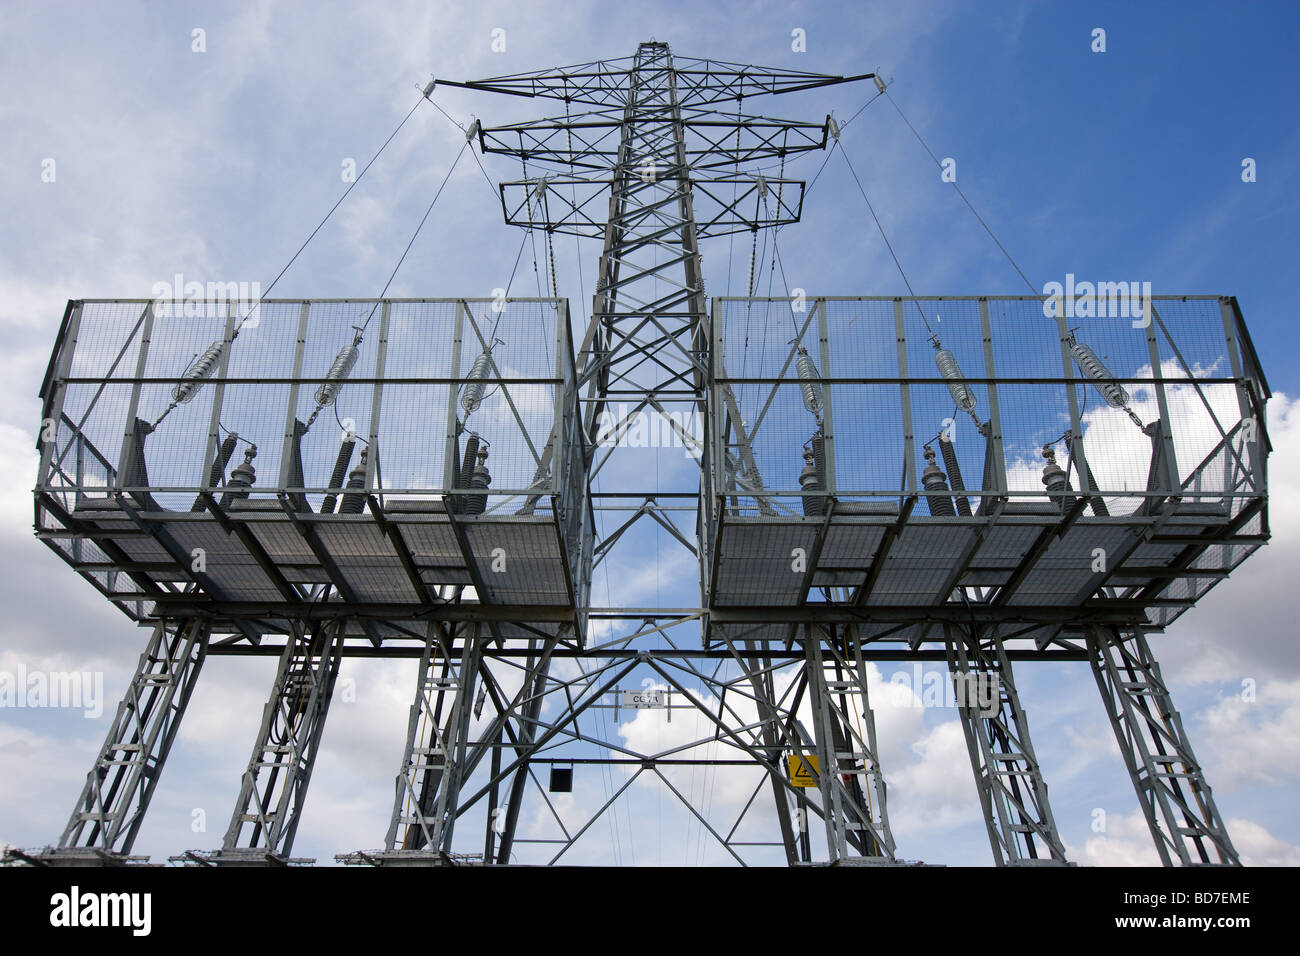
1067;334;1143;427
463;445;491;516
799;445;822;517
1041;445;1073;509
321;435;356;515
796;347;824;422
191;433;239;511
339;448;368;515
812;431;827;505
938;436;972;516
932;340;979;423
460;348;496;415
921;445;956;517
170;339;226;405
219;445;258;507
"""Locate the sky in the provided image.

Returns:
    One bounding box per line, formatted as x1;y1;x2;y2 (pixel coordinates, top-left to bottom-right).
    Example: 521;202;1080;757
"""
1;0;1298;867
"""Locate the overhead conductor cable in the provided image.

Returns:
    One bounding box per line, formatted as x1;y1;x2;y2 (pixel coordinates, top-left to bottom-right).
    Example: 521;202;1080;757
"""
151;91;430;429
306;138;471;433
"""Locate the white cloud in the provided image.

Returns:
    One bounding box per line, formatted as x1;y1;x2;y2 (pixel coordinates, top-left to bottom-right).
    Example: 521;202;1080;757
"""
1071;811;1161;867
1228;817;1300;866
1153;393;1300;683
0;1;1294;869
1069;811;1300;867
1195;679;1300;791
887;719;980;833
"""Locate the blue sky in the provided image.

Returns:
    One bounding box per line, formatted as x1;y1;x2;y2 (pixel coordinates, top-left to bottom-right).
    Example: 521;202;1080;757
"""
1;0;1298;867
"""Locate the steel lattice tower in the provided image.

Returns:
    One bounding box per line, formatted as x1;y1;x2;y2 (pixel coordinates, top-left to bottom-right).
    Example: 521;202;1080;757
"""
403;41;898;864
20;41;1269;869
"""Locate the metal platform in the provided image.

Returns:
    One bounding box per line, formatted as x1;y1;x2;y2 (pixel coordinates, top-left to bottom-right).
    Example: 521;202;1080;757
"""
35;297;586;637
704;295;1269;643
21;43;1272;869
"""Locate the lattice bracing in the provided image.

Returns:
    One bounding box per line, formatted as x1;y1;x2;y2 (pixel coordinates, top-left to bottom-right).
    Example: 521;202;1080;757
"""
17;41;1274;870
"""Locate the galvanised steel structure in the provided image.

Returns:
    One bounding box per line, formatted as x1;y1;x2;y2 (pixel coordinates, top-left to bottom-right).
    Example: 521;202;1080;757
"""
17;42;1271;868
706;293;1268;866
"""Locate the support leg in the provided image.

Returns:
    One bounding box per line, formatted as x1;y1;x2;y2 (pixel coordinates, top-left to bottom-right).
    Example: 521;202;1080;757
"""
804;626;896;863
216;619;344;862
494;634;552;863
386;623;483;856
1088;625;1239;866
740;636;800;865
55;617;208;861
946;624;1068;866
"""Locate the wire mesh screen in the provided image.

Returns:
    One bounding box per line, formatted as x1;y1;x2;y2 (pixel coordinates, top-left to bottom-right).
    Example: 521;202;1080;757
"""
39;298;573;509
706;295;1269;626
712;296;1265;517
35;297;580;621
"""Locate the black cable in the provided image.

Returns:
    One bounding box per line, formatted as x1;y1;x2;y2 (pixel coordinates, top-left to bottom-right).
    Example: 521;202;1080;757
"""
837;141;935;336
358;139;470;335
217;420;257;448
424;95;540;344
486;230;533;343
428;96;466;133
334;404;368;446
840;89;886;132
235;95;428;331
772;89;885;245
427;95;502;206
884;90;1038;295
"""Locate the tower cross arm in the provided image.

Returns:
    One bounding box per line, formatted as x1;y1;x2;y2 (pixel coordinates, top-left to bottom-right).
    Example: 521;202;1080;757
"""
435;53;876;108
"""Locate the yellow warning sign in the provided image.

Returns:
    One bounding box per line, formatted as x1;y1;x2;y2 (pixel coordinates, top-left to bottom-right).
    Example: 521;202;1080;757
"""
787;754;820;787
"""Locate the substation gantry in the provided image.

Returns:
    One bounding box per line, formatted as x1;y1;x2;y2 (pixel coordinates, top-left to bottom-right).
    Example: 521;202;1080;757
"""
17;42;1270;867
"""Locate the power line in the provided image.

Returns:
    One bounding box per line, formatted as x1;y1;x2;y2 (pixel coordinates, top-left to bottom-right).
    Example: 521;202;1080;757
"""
359;139;470;334
837;140;936;337
884;89;1038;295
238;95;428;332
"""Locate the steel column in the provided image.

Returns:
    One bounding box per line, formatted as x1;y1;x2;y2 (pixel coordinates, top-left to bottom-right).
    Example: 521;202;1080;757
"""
57;617;209;857
1087;624;1239;866
220;619;345;859
944;624;1068;866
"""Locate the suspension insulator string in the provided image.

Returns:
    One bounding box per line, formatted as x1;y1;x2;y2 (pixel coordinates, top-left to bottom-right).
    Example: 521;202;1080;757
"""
794;343;824;424
154;337;230;426
1066;331;1144;428
460;339;504;416
306;327;365;427
931;328;980;427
